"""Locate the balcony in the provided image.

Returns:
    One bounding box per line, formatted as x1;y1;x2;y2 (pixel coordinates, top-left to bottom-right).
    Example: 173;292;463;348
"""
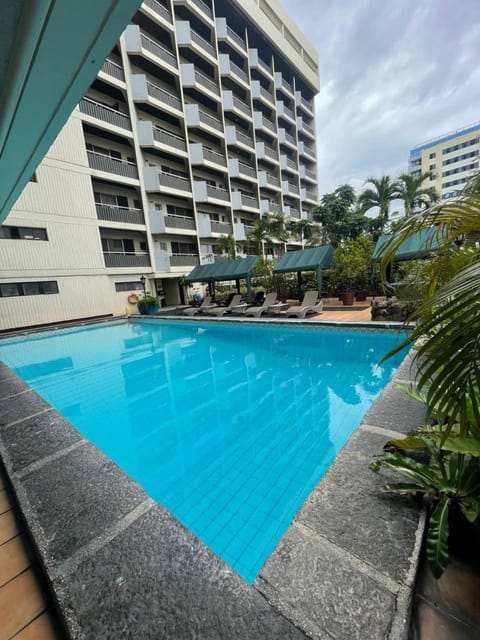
300;164;317;183
256;141;279;164
130;74;183;116
125;26;178;72
185;104;224;137
143;167;192;196
170;253;200;267
295;90;314;116
282;180;300;197
96;203;144;225
275;72;294;97
87;151;138;181
194;181;231;205
231;191;259;212
301;187;318;204
254;111;276;137
137;121;187;156
197;212;232;237
98;58;125;84
173;0;214;25
297;116;315;140
228;158;257;180
258;171;281;191
277;100;296;124
180;64;220;99
225;125;254;152
279;128;297;149
149;210;196;234
251;80;274;107
298;140;316;161
280;154;299;174
190;143;227;170
176;21;217;63
79;98;132;132
222;90;252;121
142;0;173;28
103;252;151;268
248;49;273;78
215;18;246;56
219;54;249;89
260;198;281;214
283;205;300;219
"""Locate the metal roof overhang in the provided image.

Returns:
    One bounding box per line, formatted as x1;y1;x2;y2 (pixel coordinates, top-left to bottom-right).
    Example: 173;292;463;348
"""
372;228;445;262
273;245;334;273
0;0;142;222
185;256;259;283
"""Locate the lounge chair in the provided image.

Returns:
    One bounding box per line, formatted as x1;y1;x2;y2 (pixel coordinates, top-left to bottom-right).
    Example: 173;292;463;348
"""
204;294;242;316
182;296;212;316
244;292;278;317
285;291;323;319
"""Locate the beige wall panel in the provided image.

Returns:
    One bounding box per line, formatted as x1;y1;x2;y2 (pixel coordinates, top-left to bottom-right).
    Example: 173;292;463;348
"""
44;114;88;167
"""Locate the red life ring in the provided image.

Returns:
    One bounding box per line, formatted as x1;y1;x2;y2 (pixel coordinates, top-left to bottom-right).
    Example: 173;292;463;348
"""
127;292;140;305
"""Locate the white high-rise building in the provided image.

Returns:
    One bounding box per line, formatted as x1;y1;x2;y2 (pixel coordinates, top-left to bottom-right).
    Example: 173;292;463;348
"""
0;0;319;331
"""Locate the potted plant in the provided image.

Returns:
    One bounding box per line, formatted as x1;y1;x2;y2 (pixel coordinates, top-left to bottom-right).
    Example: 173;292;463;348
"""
331;236;373;305
137;295;160;315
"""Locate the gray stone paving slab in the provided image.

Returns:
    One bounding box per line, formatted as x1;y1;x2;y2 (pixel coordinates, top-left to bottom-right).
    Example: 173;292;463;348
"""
0;361;17;381
391;350;418;381
0;410;84;473
258;522;396;640
18;442;146;565
58;504;306;640
0;376;29;399
0;387;51;427
297;429;419;584
362;382;426;434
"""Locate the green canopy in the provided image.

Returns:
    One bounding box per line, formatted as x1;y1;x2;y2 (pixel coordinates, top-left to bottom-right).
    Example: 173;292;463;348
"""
273;245;334;293
372;228;445;262
185;256;259;296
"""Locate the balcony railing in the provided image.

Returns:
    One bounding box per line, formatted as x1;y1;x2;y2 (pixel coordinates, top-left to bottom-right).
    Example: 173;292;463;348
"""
232;95;251;116
301;143;316;157
100;58;125;81
230;60;248;83
191;29;216;57
282;105;295;120
144;0;172;23
211;221;233;234
236;129;254;148
258;58;272;76
303;189;317;201
265;173;280;187
227;26;245;50
277;75;293;94
237;193;258;208
159;172;191;191
203;147;226;165
96;203;144;225
285;157;298;171
259;85;273;103
289;208;300;218
302;166;316;180
170;253;200;266
79;98;131;130
238;161;256;177
299;95;313;112
198;109;223;131
191;0;212;18
140;33;177;67
153;126;186;151
103;252;150;268
257;115;276;133
146;80;182;111
264;144;278;159
206;184;230;201
285;182;299;194
87;151;138;179
194;68;219;94
165;214;196;230
282;131;296;145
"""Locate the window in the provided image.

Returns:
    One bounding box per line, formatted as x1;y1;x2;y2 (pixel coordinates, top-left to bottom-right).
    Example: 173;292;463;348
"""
115;281;143;292
86;143;121;159
429;163;436;171
101;238;135;253
429;152;436;159
94;192;129;208
171;242;196;254
0;225;48;240
0;281;59;297
139;241;147;252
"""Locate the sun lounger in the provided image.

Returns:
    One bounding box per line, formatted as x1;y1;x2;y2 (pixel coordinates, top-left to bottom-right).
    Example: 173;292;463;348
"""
204;294;242;316
285;291;323;318
244;292;278;317
182;296;212;316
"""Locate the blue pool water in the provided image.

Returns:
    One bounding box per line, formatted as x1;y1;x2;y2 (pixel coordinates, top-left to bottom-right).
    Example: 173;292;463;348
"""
0;320;408;582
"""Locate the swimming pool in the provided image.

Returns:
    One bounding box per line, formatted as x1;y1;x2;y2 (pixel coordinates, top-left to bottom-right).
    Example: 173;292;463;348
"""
0;319;408;582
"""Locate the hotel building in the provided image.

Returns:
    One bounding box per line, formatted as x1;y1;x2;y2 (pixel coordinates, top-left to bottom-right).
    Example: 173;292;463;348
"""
0;0;319;330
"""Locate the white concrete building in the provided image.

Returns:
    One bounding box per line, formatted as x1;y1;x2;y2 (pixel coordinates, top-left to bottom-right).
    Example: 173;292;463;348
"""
0;0;319;330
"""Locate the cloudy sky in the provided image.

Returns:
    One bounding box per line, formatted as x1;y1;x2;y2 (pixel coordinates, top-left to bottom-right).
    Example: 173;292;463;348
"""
279;0;480;198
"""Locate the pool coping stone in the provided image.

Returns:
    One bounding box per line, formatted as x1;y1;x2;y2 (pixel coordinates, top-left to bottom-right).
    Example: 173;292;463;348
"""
0;321;425;640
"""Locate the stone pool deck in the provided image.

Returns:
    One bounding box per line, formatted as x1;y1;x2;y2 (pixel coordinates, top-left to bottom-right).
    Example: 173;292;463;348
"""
0;325;426;639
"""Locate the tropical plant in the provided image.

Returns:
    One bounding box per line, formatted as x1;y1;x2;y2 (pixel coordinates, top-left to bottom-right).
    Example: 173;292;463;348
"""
313;184;367;246
358;175;399;233
246;217;270;256
215;234;237;259
395;172;439;217
287;218;320;246
330;235;373;293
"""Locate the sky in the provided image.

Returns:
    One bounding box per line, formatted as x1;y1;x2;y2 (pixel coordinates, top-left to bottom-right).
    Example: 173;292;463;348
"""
279;0;480;199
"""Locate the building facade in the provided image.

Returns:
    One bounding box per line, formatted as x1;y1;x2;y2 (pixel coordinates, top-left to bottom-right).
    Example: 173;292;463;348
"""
408;121;480;202
0;0;319;331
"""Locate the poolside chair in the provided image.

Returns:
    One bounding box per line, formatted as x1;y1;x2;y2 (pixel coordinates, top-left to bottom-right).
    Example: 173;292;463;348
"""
182;296;212;316
204;294;242;317
244;292;278;317
285;291;323;319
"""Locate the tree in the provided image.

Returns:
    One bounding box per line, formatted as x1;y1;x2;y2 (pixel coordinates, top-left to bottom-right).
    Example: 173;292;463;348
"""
215;234;237;259
395;172;438;217
313;184;366;246
358;175;399;232
246;217;270;256
288;218;321;246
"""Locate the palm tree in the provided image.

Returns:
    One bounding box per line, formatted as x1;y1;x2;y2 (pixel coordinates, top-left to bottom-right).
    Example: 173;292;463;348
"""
288;218;321;247
395;172;438;217
215;234;237;259
358;175;398;231
246;217;270;256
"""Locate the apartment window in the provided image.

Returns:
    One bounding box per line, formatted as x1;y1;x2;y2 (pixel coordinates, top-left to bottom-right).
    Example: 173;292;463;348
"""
101;238;135;253
115;281;143;292
0;281;59;297
161;165;188;178
94;192;129;208
0;225;48;240
429;152;436;159
86;143;121;159
171;242;196;254
429;163;436;171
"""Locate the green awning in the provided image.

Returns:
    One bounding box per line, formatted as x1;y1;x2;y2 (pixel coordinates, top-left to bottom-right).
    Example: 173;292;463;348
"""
372;228;445;262
273;245;334;273
185;256;259;283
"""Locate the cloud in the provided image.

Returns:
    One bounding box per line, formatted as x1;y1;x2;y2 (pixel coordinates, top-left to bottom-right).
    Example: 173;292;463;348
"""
279;0;480;195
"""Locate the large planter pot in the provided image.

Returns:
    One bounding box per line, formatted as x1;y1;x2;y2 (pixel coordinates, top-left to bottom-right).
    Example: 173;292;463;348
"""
355;291;367;302
341;292;355;306
137;301;159;315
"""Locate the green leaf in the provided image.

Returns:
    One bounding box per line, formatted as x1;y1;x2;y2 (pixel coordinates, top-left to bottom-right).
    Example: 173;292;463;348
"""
384;436;428;450
382;482;425;495
459;498;480;523
393;384;427;405
441;437;480;457
426;496;450;578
